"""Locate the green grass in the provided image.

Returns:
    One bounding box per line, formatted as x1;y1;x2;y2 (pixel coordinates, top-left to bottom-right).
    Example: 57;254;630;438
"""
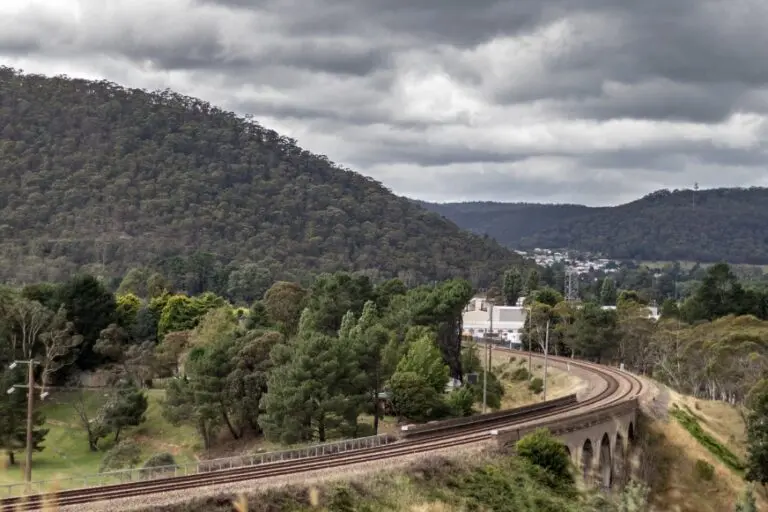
669;405;745;472
0;389;198;492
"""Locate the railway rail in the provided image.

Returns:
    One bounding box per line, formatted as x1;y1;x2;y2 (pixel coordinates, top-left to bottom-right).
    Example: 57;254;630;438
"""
0;348;644;511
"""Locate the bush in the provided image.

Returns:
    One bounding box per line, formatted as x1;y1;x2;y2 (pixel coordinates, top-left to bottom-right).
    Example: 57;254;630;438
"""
694;459;715;481
516;428;573;484
508;367;530;381
143;452;177;469
100;440;141;473
529;377;544;394
446;387;475;417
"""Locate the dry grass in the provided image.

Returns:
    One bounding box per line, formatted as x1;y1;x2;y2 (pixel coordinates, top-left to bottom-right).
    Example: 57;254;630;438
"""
645;388;768;512
490;353;583;409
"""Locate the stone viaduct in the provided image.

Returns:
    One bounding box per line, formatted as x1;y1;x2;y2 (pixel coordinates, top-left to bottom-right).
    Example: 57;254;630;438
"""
494;397;639;489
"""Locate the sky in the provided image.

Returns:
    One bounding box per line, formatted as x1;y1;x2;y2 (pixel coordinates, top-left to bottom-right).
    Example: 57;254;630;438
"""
2;0;768;205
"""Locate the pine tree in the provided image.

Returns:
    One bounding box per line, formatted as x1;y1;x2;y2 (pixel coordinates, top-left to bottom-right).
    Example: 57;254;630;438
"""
260;331;363;443
525;269;541;295
600;278;618;305
502;268;523;306
0;368;48;466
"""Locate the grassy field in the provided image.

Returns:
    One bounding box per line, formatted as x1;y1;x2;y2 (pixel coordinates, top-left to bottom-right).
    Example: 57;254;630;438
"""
0;389;198;491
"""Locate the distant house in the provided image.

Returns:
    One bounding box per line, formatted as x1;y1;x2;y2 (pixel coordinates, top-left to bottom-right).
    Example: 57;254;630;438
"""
601;305;660;320
462;297;528;347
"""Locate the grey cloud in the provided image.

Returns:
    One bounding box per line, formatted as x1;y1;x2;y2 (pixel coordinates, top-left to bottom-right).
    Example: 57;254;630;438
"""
3;0;768;204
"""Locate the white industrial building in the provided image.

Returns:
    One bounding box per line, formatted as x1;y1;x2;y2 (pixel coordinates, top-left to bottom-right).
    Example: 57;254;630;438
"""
462;297;527;347
462;297;661;346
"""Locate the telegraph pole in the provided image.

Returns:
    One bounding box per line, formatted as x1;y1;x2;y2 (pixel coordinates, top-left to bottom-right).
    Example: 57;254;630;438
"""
483;302;494;413
527;304;533;377
543;318;550;400
7;360;43;483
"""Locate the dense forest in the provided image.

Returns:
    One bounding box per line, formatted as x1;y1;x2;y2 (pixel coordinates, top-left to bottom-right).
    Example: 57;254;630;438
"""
419;187;768;264
0;67;526;289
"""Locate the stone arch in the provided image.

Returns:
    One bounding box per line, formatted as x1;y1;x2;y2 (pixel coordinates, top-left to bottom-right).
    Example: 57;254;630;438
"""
613;431;626;488
597;433;612;489
581;438;594;483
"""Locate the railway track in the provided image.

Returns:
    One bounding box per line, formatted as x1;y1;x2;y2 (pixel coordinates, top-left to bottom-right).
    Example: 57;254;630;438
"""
1;349;644;511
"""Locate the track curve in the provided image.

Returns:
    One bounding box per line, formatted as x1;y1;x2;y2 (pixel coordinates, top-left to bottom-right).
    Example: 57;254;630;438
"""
0;348;644;511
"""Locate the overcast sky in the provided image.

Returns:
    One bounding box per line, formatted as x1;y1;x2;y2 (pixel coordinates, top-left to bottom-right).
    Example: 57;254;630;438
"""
2;0;768;205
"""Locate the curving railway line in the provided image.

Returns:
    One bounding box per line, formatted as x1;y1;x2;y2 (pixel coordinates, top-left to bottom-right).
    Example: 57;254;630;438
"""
0;348;644;511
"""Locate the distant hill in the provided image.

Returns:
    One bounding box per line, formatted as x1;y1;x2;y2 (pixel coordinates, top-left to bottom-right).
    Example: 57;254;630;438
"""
418;188;768;264
0;67;527;290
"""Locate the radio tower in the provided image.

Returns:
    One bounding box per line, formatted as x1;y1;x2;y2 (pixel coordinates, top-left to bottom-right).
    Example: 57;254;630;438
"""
565;268;579;303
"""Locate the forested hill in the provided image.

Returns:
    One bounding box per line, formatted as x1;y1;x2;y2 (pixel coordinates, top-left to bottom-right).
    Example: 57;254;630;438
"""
0;67;527;290
418;187;768;264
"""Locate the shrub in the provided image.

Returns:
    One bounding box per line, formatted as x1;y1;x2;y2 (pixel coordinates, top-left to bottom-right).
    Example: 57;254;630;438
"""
508;367;530;381
516;428;573;484
694;459;715;481
143;452;177;469
446;387;475;417
100;440;141;474
529;377;544;394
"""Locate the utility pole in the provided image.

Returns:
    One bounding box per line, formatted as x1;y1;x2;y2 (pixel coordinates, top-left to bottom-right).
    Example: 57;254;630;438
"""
527;304;533;377
7;360;44;483
483;302;494;413
543;318;550;400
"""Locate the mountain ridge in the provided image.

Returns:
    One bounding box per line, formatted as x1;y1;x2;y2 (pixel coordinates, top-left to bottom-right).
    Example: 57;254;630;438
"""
0;67;526;291
418;187;768;264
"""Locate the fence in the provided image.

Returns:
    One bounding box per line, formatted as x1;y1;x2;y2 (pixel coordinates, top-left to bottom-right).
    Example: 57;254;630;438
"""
1;433;398;497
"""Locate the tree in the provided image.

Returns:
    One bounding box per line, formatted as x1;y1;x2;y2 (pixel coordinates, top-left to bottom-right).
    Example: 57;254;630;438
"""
394;335;450;394
261;331;362;444
600;278;618;305
516;428;573;484
55;274;117;369
263;281;307;336
525;269;541;295
38;306;83;387
503;268;523;306
304;272;373;335
115;293;142;329
0;368;48;465
226;263;272;305
73;392;111;452
344;301;391;433
157;294;200;337
7;298;50;359
745;379;768;486
660;298;680;319
246;300;270;329
155;331;191;377
117;268;151;298
388;371;443;422
225;330;282;436
102;384;148;443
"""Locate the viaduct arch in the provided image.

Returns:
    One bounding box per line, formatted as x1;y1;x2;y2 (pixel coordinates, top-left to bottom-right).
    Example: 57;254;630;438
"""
496;398;638;489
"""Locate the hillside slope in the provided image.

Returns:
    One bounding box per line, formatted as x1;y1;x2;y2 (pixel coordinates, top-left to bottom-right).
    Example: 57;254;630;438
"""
420;188;768;264
0;67;525;288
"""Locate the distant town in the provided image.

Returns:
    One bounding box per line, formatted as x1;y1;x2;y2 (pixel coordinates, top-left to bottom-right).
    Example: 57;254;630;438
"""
514;248;620;275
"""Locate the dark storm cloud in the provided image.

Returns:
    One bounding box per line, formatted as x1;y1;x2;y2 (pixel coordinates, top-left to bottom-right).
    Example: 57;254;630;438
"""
2;0;768;204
